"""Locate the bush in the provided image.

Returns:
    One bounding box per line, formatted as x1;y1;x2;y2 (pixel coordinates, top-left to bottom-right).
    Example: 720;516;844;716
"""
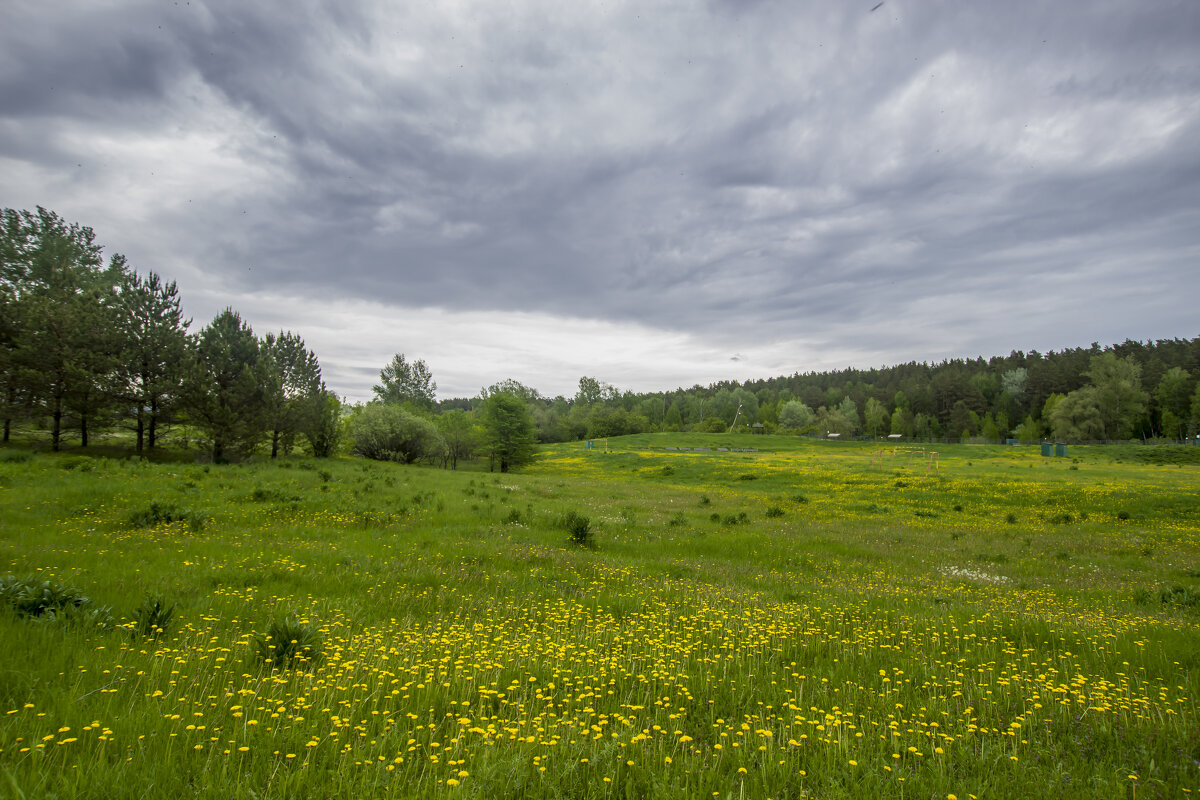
561;511;594;546
0;449;32;464
351;403;445;464
252;617;324;670
765;506;784;518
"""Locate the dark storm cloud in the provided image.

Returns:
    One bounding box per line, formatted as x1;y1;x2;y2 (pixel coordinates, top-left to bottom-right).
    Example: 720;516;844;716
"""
2;0;1198;397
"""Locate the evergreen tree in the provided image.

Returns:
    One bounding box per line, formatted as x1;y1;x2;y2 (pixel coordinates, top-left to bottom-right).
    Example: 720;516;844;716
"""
3;208;123;450
261;331;323;458
481;392;538;472
185;309;270;461
116;271;190;452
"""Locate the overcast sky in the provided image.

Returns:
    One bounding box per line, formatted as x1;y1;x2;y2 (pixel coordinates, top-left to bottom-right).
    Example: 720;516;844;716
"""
3;1;1198;401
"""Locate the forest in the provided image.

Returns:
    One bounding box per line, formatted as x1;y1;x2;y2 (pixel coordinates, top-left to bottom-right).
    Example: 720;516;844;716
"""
3;206;1199;464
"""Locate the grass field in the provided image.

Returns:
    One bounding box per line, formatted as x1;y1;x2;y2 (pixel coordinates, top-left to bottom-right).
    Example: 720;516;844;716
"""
0;435;1197;798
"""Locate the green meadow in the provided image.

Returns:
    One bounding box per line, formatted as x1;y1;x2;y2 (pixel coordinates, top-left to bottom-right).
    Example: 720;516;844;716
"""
0;436;1197;799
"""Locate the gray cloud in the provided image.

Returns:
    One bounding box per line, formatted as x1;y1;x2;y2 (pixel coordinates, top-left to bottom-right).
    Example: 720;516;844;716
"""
2;0;1198;398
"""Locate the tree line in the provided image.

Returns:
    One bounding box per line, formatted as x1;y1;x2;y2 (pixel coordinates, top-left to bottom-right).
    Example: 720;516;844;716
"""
463;339;1200;445
1;207;337;459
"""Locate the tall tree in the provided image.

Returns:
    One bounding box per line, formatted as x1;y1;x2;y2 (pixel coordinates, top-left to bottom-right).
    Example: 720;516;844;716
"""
1085;352;1148;440
261;331;323;458
481;392;538;472
0;279;19;442
1048;387;1105;441
116;271;190;452
185;309;269;461
1154;367;1192;440
304;389;343;458
3;208;123;450
436;409;480;469
863;397;887;438
778;400;814;432
374;354;436;410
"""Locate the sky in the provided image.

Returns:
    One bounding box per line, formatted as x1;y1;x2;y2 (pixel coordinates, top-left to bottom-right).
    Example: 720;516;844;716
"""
3;1;1199;402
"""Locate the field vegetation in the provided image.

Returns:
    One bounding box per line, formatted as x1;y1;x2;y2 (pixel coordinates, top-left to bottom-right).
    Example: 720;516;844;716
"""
0;435;1197;798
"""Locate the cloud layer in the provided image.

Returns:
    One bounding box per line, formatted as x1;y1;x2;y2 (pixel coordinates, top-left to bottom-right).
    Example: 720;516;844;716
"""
3;0;1199;399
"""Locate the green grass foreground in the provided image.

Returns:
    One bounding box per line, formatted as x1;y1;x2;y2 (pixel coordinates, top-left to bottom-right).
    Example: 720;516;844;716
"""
0;435;1197;799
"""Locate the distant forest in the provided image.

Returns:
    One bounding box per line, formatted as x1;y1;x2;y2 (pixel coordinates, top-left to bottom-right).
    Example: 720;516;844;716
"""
442;337;1200;445
3;207;1199;463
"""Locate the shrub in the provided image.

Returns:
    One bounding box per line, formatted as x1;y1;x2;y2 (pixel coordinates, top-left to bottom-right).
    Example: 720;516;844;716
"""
351;403;445;464
1005;513;1018;524
0;450;31;464
561;511;593;546
1117;510;1131;520
667;512;687;527
764;506;784;518
252;617;324;670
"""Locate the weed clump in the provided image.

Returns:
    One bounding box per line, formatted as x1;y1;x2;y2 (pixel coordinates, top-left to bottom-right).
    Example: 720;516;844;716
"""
0;575;113;629
667;512;687;527
129;501;209;532
1005;513;1018;524
252;617;324;670
560;511;594;547
764;506;784;518
131;596;175;639
0;450;32;464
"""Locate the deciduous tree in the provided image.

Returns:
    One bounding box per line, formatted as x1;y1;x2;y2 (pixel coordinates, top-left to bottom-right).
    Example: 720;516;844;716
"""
374;354;436;410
